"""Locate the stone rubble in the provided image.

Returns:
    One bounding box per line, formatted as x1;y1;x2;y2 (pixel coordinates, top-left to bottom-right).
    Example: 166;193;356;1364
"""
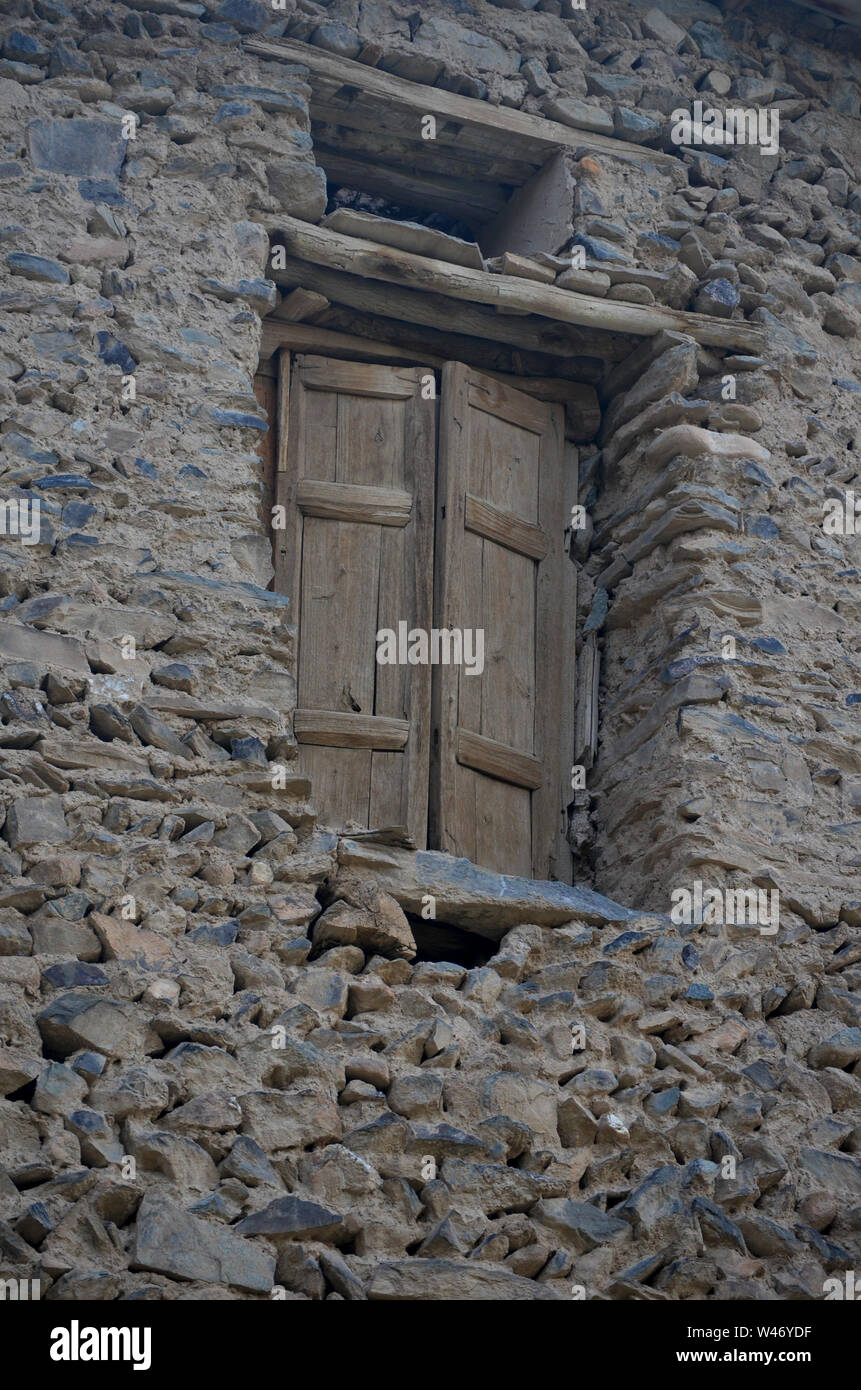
0;0;858;1301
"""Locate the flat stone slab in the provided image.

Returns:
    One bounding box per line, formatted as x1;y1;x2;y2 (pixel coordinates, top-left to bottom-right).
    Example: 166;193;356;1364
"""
26;118;126;180
0;621;90;675
131;1192;274;1293
368;1257;564;1300
336;840;636;937
322;209;485;270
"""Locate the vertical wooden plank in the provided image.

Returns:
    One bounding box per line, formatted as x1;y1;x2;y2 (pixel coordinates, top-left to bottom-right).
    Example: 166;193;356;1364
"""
431;361;470;861
370;375;435;846
472;405;534;879
533;400;572;881
273;351;292;597
285;355;304;642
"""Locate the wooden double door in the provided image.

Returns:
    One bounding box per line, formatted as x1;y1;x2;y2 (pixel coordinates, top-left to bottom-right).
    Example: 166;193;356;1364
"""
258;353;575;882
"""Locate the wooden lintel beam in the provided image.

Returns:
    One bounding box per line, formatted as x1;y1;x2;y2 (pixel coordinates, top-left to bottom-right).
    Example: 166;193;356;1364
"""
245;36;684;171
270;215;766;354
268;253;615;360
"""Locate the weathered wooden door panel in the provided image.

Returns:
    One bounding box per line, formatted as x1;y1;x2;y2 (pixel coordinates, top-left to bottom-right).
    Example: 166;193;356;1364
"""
286;355;436;845
432;363;575;881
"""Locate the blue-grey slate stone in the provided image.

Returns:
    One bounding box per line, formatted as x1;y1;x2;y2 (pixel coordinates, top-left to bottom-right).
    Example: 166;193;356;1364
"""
32;474;93;492
646;1086;681;1115
236;1195;345;1241
583;587;609;635
42;962;109;989
210;84;306;115
213;0;270;31
689;21;734;61
96;332;137;373
311;23;362;59
153;570;290;608
230;736;268;764
187;920;238;947
221;1136;280;1187
8;252;69;284
48;41;91;77
61;534;98;550
78;179;125;205
4;31;49;66
4;432;58;466
211;408;268;430
742;1060;779;1090
614;106;660;142
603;930;651;955
215;100;253;122
531;1198;630;1252
339;841;637;935
27;119;126;179
696;277;740;316
31;328;84;363
573;234;632;264
691;1196;746;1252
747;515;779;539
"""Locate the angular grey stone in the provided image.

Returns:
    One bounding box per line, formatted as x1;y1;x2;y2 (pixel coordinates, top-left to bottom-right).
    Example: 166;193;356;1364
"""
414;19;520;76
808;1029;861;1069
129;706;190;759
800;1149;861;1197
318;1249;367;1300
311;23;361;59
691;1196;746;1253
4;795;70;850
368;1258;563;1299
737;1214;801;1258
531;1198;630;1252
616;1167;688;1232
613;107;661;143
220;1136;280;1188
37;994;145;1059
131;1192;275;1292
236;1196;344;1243
8;252;69;284
266;162;327;221
214;0;269;31
695;277;741;317
544;97;614;136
